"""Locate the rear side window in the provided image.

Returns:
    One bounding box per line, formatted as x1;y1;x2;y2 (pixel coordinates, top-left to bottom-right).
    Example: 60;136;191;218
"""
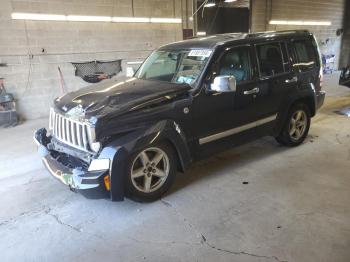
256;43;284;77
293;39;317;71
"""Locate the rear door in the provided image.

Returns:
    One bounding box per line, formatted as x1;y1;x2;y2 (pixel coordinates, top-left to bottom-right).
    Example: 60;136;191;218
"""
253;41;297;128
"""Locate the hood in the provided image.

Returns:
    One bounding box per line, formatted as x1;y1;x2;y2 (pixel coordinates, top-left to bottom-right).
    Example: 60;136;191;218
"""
54;78;191;119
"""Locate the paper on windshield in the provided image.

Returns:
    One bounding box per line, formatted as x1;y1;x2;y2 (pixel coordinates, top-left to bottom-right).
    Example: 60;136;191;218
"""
188;49;212;58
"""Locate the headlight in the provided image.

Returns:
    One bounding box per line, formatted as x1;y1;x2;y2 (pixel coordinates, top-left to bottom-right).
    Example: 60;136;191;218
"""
88;159;110;172
90;142;101;153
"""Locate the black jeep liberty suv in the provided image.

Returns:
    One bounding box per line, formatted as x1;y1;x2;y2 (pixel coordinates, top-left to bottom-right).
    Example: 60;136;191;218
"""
34;30;325;202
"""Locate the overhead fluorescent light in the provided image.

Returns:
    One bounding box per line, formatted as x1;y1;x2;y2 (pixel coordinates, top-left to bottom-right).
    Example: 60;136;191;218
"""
127;61;143;65
197;31;207;36
112;17;150;23
303;21;332;26
11;12;66;21
224;0;237;2
67;15;111;22
269;20;331;26
204;3;216;7
150;18;182;23
204;0;216;8
11;12;182;24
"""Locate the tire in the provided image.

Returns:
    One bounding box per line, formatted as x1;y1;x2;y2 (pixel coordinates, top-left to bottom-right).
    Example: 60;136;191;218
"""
125;142;177;202
275;103;311;147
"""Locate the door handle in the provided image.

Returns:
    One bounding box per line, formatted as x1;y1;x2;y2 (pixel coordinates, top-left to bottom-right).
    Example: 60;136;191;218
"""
285;76;298;84
244;87;259;95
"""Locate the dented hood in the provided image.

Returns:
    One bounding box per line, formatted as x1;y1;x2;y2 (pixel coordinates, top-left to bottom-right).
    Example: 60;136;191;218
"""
54;78;191;119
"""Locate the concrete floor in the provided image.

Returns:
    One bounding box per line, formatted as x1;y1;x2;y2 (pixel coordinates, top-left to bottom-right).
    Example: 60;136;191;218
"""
0;73;350;262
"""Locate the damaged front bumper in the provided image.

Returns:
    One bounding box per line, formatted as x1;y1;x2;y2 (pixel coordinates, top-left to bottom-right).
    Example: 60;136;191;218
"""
34;128;109;198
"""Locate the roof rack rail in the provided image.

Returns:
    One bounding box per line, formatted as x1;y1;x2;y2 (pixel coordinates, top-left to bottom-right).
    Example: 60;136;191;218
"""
248;30;310;37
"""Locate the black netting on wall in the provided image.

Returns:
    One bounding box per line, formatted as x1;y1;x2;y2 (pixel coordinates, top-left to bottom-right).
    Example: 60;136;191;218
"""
72;60;122;83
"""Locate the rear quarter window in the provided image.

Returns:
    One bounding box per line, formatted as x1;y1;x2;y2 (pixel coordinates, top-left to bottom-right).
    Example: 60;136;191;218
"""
293;39;318;72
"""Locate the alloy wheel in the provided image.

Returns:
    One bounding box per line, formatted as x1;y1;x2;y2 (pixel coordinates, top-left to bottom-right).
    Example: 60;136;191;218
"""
131;147;170;193
289;110;307;141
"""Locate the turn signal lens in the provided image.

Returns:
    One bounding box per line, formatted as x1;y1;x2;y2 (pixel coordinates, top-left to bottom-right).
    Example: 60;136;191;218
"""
319;70;324;89
104;175;111;191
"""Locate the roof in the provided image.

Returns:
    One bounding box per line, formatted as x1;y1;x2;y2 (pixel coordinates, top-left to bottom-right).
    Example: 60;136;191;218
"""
159;30;311;50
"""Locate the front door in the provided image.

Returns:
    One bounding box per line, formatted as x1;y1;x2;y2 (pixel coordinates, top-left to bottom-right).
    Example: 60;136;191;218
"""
192;45;261;156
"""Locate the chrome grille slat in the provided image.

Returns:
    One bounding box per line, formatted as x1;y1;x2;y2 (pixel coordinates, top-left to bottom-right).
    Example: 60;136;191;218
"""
49;109;94;153
56;114;59;137
82;125;88;148
65;119;69;142
54;114;58;137
62;117;65;140
77;124;82;147
66;120;71;144
58;115;62;139
71;122;77;145
56;115;59;138
60;116;63;140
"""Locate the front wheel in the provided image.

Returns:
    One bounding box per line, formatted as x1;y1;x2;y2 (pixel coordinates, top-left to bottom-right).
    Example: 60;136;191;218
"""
125;142;177;202
275;103;311;147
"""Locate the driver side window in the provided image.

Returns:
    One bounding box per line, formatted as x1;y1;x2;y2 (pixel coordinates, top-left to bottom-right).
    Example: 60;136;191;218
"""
216;47;251;84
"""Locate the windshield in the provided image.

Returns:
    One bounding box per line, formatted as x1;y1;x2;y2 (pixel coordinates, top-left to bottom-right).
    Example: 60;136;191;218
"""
135;49;212;86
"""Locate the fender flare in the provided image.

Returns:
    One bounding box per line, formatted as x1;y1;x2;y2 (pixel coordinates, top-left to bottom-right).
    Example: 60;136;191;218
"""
97;119;192;201
273;89;316;137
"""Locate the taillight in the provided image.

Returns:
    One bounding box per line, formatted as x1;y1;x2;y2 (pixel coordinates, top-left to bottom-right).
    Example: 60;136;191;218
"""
319;69;323;89
313;34;323;91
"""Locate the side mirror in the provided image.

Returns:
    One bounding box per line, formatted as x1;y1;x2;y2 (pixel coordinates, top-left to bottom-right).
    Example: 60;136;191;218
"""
209;75;237;93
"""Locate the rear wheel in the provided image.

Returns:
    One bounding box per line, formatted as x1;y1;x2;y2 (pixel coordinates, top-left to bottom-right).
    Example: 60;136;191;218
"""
126;142;176;202
275;103;311;147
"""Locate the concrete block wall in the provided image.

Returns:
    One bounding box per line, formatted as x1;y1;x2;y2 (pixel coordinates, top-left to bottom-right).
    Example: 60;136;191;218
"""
251;0;345;68
0;0;185;120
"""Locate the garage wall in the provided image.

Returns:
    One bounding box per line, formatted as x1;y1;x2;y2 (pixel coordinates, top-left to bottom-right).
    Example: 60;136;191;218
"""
0;0;186;120
251;0;345;68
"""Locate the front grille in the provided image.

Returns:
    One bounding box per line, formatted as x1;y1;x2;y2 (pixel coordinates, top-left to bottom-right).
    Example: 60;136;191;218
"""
49;108;95;153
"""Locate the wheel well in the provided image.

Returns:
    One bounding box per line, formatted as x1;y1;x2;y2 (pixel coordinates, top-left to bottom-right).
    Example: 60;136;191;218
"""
275;96;315;137
291;96;315;117
162;139;186;173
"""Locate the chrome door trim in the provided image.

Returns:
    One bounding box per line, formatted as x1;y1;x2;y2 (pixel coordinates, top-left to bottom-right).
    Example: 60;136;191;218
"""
199;114;278;145
285;76;298;84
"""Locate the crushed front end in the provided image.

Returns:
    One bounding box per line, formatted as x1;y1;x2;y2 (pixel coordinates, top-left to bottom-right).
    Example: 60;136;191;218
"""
34;108;111;199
